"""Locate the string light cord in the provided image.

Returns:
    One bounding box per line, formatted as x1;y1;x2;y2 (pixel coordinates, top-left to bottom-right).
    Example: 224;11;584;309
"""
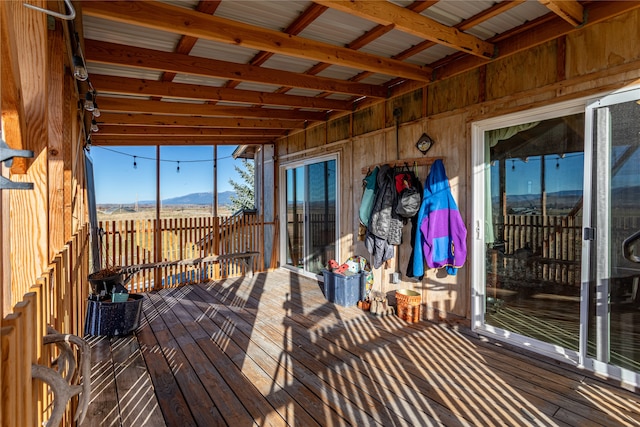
92;145;236;164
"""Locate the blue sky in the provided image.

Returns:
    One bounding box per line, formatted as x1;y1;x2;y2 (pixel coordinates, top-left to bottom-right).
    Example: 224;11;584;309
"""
89;145;244;204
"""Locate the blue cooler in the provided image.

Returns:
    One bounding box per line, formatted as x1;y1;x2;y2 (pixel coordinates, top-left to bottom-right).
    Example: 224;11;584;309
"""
322;270;364;307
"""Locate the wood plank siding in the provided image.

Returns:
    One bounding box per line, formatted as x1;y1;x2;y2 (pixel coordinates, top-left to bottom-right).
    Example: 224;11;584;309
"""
81;270;640;427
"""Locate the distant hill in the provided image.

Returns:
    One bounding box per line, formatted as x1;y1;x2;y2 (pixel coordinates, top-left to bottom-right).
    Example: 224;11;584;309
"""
137;191;235;206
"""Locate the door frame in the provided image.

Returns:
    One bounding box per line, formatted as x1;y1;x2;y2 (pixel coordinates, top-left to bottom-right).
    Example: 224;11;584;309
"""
471;87;640;387
278;153;340;279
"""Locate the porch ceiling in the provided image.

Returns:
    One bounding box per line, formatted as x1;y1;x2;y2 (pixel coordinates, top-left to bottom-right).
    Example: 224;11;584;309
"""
75;1;640;149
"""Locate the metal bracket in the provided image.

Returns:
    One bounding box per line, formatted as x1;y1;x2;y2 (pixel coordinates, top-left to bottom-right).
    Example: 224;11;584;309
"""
0;139;34;190
23;0;76;21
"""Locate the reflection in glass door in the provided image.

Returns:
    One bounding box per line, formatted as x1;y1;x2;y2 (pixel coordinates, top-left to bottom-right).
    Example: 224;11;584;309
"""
587;92;640;374
284;158;337;275
484;114;585;351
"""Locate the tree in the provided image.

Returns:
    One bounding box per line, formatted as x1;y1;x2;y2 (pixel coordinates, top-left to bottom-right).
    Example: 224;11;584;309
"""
228;159;255;212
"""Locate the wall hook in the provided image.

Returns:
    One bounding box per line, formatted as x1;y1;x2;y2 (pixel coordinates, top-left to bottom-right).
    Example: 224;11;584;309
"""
23;0;76;21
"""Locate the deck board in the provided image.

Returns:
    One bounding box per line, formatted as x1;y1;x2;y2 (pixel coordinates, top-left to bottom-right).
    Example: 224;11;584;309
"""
83;270;640;426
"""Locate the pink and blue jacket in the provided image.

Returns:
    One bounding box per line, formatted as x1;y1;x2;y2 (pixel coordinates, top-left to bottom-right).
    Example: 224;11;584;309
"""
412;159;467;276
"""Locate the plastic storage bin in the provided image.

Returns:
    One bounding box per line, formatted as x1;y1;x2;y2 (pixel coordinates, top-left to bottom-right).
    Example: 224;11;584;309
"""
322;270;364;307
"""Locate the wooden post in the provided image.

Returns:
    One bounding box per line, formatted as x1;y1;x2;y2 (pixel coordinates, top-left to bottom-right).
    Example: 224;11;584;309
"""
499;159;506;242
155;146;161;290
213;145;218;218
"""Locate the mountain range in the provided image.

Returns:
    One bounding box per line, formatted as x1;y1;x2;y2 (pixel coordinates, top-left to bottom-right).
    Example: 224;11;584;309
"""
137;191;235;206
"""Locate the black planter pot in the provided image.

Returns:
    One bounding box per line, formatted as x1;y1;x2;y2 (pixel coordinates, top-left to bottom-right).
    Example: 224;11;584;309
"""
84;294;144;337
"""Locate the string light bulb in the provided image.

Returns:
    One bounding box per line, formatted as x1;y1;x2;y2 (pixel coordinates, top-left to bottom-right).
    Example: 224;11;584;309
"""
133;156;137;169
92;101;101;118
556;157;560;169
511;160;515;171
176;161;180;173
90;119;99;133
84;92;95;112
72;55;88;81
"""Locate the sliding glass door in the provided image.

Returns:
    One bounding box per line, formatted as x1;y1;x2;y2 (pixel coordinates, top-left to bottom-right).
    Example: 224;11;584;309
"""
585;89;640;375
473;89;640;385
283;157;338;275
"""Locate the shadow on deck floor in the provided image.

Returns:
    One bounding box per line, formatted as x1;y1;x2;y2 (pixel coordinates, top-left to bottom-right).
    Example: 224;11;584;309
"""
80;270;640;427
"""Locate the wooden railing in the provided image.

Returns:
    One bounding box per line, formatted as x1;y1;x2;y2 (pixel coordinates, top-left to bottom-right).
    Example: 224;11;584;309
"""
1;224;90;426
490;214;582;287
493;214;640;288
98;214;265;292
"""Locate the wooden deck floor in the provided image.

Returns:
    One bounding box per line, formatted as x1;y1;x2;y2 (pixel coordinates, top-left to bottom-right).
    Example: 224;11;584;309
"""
80;270;640;427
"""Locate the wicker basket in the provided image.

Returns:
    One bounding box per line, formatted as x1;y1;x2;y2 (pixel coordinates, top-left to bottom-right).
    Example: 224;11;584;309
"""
396;289;421;323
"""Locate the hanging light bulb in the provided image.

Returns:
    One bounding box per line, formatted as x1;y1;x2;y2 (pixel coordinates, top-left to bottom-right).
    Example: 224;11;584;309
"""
72;55;88;81
92;101;101;118
556;157;560;169
133;156;137;169
84;92;95;112
176;161;180;173
90;119;99;133
511;160;515;170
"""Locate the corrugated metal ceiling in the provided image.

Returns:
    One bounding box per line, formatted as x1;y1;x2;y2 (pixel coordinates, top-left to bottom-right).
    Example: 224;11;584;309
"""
76;0;636;148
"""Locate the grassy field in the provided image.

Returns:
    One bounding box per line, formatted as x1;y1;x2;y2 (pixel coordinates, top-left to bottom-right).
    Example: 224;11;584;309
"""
97;204;234;222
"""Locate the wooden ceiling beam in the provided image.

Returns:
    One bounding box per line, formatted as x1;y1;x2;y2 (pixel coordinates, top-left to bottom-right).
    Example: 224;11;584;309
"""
429;1;640;83
349;1;526;86
246;3;329;68
98;97;327;122
539;0;584;27
97;113;308;129
95;125;287;137
82;1;432;82
85;40;387;99
315;0;495;59
89;136;275;146
90;74;351;111
161;0;222;83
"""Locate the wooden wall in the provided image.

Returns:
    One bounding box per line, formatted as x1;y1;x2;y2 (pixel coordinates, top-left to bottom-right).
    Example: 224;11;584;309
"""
1;0;87;315
1;2;89;424
275;9;640;325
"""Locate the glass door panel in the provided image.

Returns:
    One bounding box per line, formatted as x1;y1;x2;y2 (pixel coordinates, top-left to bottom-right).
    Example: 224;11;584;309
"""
484;114;585;350
589;95;640;372
306;161;337;273
284;159;337;274
286;167;304;269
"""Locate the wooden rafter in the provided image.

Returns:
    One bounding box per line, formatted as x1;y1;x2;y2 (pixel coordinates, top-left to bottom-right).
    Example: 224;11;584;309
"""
539;0;584;27
97;98;327;122
89;136;276;146
82;1;432;82
90;75;352;111
160;0;222;84
96;113;307;130
431;0;640;82
348;1;526;87
286;0;438;97
95;126;287;137
314;0;495;59
85;40;387;99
